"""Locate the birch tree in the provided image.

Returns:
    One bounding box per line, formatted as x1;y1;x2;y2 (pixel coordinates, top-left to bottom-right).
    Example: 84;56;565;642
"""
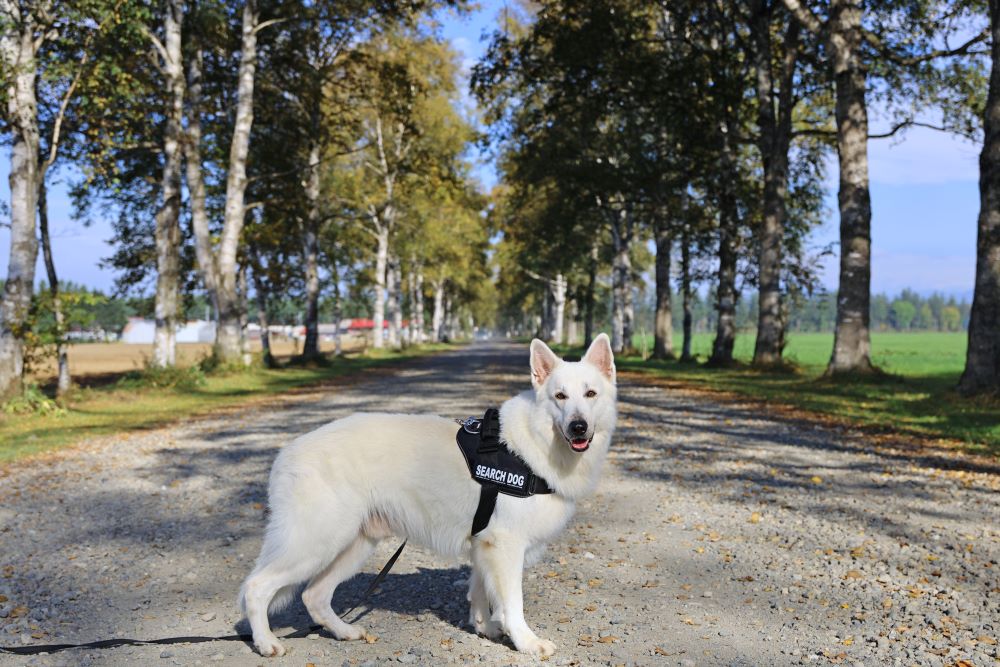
0;0;137;396
783;0;990;375
0;1;44;398
336;28;467;349
960;0;1000;396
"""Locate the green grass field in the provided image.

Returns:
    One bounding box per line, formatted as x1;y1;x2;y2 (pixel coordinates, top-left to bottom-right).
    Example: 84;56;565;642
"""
633;331;968;376
621;331;999;458
0;345;449;463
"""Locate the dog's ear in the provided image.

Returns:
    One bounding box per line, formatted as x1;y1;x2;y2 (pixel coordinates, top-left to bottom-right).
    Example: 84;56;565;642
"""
530;338;560;389
583;333;616;383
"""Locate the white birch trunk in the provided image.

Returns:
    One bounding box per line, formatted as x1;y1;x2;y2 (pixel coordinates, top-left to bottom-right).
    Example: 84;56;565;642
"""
152;0;185;368
414;268;425;343
214;0;259;364
386;255;400;349
431;279;445;342
551;273;566;344
609;207;634;353
0;2;41;398
372;225;389;348
184;47;218;319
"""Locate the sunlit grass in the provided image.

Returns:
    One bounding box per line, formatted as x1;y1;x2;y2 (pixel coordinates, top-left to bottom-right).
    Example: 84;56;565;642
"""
613;332;996;458
0;344;451;463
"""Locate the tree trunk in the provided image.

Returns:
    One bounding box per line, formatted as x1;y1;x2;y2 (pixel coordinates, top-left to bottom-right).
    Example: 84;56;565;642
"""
407;263;417;344
752;2;798;367
609;206;634;354
711;124;740;367
551;273;566;344
432;280;445;342
413;266;425;344
185;47;218;329
959;0;1000;395
444;292;454;341
680;228;693;361
0;4;41;399
152;0;185;369
301;141;322;359
652;216;674;360
386;254;402;349
38;181;70;396
567;299;578;346
827;0;874;375
584;241;598;348
214;0;259;365
248;247;274;368
372;225;388;349
330;249;343;356
0;11;35;396
238;263;252;366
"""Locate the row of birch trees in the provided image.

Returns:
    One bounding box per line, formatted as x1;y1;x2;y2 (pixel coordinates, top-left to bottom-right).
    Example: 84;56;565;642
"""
476;0;1000;396
0;0;489;399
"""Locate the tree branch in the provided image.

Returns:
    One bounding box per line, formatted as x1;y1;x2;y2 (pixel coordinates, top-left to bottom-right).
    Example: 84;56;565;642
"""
862;26;990;66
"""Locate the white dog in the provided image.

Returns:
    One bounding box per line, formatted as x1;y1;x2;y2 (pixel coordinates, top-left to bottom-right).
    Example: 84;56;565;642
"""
239;335;617;658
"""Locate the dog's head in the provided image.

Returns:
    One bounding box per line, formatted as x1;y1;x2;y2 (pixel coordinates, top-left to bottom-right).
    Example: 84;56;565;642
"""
529;334;616;453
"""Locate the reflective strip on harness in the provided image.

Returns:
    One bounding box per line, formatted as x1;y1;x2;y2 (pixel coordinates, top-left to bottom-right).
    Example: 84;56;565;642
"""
456;408;553;536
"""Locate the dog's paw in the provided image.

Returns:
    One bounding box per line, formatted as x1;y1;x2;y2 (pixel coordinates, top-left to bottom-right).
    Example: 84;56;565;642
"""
518;636;556;657
474;618;504;640
254;635;286;657
331;622;366;641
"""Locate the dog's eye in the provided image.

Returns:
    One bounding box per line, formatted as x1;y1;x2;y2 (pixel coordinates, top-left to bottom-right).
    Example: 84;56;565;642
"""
585;390;597;398
554;392;567;400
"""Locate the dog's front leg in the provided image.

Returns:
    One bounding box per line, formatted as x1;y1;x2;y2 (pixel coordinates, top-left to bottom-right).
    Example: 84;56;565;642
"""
472;534;555;658
467;568;502;639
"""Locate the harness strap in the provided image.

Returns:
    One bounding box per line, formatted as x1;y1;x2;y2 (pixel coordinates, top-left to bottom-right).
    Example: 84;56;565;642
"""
478;407;502;453
471;485;499;536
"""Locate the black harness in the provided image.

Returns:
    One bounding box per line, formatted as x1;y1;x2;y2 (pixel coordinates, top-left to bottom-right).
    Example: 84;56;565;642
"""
456;408;554;535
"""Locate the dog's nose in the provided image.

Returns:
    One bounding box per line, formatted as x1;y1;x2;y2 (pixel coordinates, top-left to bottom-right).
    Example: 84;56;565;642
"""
569;420;588;437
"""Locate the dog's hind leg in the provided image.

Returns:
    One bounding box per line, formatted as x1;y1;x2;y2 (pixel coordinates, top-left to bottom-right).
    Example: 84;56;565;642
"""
467;568;502;639
243;557;323;658
302;533;377;640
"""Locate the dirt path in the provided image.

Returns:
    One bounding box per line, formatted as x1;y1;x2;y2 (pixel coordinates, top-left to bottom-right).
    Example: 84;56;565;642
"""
0;342;997;667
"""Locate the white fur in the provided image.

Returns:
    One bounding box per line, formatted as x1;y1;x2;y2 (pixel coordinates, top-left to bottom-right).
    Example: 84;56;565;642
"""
239;335;617;658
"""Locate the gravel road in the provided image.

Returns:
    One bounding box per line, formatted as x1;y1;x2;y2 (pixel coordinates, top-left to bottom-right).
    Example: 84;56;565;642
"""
0;341;997;667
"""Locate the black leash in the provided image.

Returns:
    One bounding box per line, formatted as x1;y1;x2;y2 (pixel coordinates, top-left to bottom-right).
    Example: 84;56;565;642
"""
341;540;406;617
0;540;407;657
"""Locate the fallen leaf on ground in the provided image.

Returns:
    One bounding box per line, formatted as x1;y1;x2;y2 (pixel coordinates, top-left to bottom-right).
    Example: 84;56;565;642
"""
748;512;762;524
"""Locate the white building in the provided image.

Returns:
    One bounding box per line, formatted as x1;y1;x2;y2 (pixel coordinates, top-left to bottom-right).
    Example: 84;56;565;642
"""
120;318;216;344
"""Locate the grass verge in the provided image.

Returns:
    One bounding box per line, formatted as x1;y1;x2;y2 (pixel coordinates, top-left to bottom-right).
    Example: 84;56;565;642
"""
570;332;999;459
0;344;451;464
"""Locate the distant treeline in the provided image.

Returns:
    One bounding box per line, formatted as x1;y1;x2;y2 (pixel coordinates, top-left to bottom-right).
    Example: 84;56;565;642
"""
633;288;971;335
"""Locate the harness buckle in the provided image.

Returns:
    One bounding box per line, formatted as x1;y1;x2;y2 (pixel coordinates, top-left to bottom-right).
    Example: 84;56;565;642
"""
462;417;482;434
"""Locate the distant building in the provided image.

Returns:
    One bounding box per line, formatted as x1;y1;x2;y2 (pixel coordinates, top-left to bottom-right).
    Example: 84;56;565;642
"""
120;318;216;344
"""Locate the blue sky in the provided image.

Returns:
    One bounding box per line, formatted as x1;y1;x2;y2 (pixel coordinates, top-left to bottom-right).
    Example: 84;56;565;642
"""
0;1;982;299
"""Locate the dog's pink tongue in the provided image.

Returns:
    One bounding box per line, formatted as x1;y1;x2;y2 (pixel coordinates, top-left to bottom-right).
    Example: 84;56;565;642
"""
571;438;589;451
